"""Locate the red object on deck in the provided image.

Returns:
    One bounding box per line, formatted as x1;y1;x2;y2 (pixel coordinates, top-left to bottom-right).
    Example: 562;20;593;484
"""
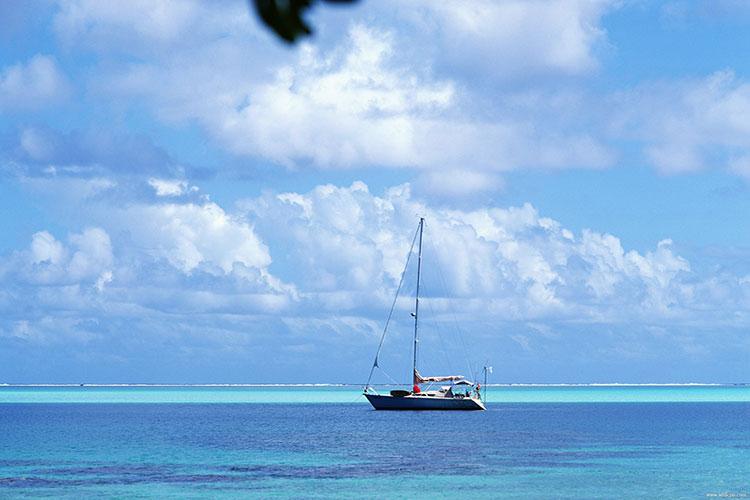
412;384;421;393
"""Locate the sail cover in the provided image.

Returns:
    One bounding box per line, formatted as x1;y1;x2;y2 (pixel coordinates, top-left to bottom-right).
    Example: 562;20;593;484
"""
414;369;465;384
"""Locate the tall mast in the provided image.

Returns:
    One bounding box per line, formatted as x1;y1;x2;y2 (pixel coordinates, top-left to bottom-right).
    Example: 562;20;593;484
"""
412;217;424;385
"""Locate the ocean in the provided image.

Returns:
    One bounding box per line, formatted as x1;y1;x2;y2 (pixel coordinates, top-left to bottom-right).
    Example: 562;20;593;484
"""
1;385;748;498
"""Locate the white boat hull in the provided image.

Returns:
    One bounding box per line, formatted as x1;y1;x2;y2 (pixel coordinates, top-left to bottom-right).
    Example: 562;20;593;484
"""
365;393;485;411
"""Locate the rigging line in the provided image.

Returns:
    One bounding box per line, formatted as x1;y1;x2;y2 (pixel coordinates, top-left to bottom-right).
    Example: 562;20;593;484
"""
423;245;458;373
422;292;451;374
349;393;366;404
420;272;456;376
379;368;401;386
364;223;420;388
427;235;477;383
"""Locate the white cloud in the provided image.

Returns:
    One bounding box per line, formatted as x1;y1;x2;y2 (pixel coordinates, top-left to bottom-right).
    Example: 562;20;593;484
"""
0;54;69;109
54;3;614;195
20;228;113;287
218;26;456;169
133;25;610;177
95;270;113;292
30;231;66;265
242;181;699;321
58;0;750;185
104;24;460;170
2;181;749;381
412;0;615;79
148;178;192;197
53;0;251;51
67;227;113;281
0;198;293;328
118;201;271;275
615;70;750;175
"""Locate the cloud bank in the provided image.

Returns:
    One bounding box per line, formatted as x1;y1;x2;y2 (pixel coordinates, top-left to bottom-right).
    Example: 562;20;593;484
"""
2;180;748;381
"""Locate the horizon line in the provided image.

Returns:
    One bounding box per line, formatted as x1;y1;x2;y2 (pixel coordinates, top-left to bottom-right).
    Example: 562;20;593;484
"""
1;382;748;388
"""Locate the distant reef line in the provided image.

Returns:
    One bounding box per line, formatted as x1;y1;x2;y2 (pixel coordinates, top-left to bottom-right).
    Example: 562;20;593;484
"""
1;382;747;388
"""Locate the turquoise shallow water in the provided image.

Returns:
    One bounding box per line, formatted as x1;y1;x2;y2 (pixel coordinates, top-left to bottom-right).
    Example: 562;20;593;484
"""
0;384;748;403
1;386;748;498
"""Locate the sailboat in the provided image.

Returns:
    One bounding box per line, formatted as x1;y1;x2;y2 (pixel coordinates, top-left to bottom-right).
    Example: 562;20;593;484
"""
363;218;487;411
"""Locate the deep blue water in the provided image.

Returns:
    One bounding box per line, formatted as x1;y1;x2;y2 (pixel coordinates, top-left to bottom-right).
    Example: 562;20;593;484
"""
1;402;748;498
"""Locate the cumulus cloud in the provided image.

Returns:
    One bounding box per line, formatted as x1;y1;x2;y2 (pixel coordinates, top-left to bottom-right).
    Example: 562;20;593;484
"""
2;181;749;381
3;180;712;335
53;0;750;186
0;54;69;110
240;181;707;322
102;24;612;188
406;0;616;79
0;196;294;354
117;201;271;275
148;178;194;197
51;1;614;196
10;227;113;288
53;0;251;51
67;227;114;281
30;231;66;265
614;70;750;175
215;25;457;169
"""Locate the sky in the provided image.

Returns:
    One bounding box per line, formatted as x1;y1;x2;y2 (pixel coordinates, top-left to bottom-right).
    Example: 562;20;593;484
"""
1;0;749;383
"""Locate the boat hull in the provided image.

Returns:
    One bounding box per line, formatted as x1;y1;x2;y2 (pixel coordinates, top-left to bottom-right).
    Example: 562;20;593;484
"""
365;393;485;411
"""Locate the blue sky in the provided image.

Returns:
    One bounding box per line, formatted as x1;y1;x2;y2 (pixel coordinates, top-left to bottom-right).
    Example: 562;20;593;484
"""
1;0;749;383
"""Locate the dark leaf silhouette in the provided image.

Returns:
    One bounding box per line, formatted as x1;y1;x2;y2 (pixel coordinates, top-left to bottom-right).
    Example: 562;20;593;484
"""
251;0;360;44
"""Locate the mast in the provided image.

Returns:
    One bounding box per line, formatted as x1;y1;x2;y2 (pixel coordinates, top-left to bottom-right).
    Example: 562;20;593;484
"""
412;217;424;386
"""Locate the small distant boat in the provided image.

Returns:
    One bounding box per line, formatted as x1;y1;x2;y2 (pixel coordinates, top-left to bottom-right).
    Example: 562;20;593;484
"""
363;218;487;411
